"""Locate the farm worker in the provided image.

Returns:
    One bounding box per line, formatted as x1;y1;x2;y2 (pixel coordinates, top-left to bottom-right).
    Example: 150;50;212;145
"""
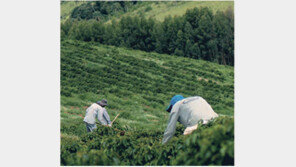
83;99;112;132
162;95;218;144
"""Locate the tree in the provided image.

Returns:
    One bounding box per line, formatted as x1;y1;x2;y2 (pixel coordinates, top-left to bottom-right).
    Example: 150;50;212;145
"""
213;9;234;65
183;21;194;42
175;30;186;56
91;21;105;42
195;8;216;61
61;19;73;36
207;39;218;62
184;39;193;58
152;22;165;53
190;43;201;59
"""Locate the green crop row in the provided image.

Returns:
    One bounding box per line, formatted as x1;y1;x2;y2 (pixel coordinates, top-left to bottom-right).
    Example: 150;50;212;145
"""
61;40;234;115
61;116;234;165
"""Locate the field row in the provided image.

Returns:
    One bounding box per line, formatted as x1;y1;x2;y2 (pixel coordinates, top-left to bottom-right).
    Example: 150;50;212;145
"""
61;40;234;115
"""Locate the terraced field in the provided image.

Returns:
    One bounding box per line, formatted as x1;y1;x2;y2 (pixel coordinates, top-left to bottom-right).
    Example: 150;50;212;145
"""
61;40;234;128
60;40;234;165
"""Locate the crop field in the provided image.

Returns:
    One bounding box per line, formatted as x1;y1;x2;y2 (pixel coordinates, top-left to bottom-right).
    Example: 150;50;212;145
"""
60;40;234;165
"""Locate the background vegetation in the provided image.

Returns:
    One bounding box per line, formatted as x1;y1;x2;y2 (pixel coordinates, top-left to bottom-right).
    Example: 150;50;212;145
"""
61;1;233;22
61;1;234;66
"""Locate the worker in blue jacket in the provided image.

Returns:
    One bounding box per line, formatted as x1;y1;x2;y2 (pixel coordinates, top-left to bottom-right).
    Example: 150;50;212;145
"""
162;95;219;144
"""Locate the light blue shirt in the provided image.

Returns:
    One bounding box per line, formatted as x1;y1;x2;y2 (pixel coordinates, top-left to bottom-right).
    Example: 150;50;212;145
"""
83;103;111;126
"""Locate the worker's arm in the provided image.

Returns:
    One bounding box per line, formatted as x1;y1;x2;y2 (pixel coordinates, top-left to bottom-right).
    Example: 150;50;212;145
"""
102;108;112;126
97;109;107;125
162;103;181;144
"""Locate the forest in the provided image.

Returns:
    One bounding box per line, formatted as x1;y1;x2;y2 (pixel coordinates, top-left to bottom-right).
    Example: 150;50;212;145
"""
61;2;234;66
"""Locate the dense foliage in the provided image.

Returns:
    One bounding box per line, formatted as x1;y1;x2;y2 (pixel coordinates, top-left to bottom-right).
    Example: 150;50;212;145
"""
61;116;234;166
62;6;234;66
71;1;139;21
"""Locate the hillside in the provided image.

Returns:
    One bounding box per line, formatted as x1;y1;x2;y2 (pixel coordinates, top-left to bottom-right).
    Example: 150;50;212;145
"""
106;1;234;23
61;40;234;129
61;1;234;23
60;39;234;165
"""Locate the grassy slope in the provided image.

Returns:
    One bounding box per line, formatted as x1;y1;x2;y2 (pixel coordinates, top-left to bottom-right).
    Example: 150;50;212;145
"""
61;39;234;135
61;1;234;24
106;1;234;23
134;1;232;21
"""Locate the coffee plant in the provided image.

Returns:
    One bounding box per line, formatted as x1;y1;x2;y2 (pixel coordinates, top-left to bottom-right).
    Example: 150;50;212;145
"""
61;117;234;165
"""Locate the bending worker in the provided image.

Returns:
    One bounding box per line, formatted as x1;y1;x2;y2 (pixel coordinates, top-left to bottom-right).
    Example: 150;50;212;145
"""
162;95;219;144
83;99;112;132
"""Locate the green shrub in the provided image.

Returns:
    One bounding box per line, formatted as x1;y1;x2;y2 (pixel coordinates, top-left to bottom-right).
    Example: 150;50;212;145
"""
172;117;234;165
61;116;234;165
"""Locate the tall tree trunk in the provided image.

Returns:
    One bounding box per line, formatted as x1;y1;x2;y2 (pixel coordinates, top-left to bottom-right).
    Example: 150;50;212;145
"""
221;53;227;65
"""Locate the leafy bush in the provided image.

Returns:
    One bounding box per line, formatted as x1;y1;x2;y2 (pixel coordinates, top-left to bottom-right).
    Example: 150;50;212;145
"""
145;6;152;12
172;117;234;165
61;116;234;165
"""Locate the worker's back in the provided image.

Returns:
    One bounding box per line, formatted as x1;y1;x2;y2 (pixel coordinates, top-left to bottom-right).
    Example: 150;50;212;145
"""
84;103;102;124
177;96;218;127
162;95;219;144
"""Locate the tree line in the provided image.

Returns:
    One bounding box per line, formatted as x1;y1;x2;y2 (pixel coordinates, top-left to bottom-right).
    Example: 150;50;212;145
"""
70;1;140;21
61;7;234;66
